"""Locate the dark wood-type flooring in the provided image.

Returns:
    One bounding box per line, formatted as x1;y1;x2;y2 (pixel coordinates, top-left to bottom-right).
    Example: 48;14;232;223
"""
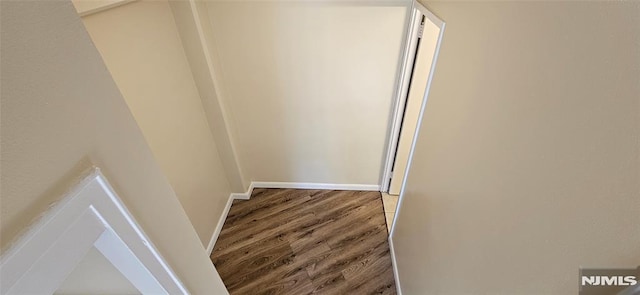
210;188;397;294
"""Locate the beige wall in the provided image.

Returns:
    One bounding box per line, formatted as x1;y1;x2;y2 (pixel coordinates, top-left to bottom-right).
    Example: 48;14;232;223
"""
71;0;132;16
394;1;640;294
169;0;246;192
0;1;227;293
80;0;232;245
205;2;407;185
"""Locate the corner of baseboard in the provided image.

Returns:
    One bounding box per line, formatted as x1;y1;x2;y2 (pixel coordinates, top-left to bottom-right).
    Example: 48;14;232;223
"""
230;182;255;200
388;236;402;295
206;185;255;255
230;193;250;200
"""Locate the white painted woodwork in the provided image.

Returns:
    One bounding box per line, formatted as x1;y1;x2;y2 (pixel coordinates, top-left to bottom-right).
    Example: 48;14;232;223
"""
388;3;446;294
56;247;139;295
388;11;443;195
0;169;188;295
381;6;422;193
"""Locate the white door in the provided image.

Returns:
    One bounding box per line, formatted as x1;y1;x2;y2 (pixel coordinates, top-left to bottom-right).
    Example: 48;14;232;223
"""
388;13;443;195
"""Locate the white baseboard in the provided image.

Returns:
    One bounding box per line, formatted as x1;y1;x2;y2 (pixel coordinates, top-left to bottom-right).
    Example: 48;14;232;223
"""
206;194;235;254
388;236;402;294
229;182;254;200
206;181;380;255
251;181;380;191
206;182;255;254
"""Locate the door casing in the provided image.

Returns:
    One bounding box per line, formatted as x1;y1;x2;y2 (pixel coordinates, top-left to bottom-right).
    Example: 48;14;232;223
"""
0;168;188;294
380;2;445;197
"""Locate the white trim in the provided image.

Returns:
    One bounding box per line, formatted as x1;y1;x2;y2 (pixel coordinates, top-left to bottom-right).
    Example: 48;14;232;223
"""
94;229;166;294
252;182;380;191
206;182;255;254
4;210;107;294
187;0;409;5
0;168;188;294
381;2;421;193
388;236;402;295
390;2;445;237
381;1;445;193
93;173;187;294
388;3;445;293
230;182;255;200
206;194;234;254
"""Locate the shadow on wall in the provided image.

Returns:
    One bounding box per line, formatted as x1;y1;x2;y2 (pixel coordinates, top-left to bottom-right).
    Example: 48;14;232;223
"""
206;2;407;184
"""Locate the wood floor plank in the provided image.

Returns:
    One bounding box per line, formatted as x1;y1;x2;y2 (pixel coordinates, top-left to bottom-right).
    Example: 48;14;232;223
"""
211;189;397;294
257;269;315;295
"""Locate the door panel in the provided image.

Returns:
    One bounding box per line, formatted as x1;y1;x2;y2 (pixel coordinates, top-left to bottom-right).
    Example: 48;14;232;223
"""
389;19;442;195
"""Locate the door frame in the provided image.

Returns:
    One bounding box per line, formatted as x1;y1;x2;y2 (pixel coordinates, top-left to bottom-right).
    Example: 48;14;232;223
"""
388;1;445;232
0;168;188;294
389;0;446;234
380;3;422;193
380;2;445;194
385;3;445;294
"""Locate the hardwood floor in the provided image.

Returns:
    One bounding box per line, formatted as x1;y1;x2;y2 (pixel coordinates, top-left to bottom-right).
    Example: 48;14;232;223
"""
210;188;397;294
